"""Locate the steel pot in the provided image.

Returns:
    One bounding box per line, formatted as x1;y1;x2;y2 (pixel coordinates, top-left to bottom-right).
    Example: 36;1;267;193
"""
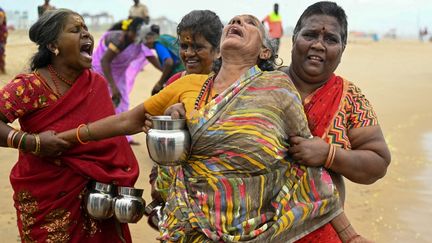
146;116;190;166
113;186;146;223
85;181;115;220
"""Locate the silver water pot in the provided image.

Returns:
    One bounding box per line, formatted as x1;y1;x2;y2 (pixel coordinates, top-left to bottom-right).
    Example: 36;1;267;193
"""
146;116;191;166
86;182;115;220
113;186;146;223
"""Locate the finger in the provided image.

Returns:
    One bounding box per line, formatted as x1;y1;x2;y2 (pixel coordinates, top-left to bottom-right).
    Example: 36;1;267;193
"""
289;136;304;145
144;120;152;128
170;111;180;119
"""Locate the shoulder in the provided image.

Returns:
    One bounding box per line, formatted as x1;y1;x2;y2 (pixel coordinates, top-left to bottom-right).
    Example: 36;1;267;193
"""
259;70;296;89
341;78;370;102
173;74;207;87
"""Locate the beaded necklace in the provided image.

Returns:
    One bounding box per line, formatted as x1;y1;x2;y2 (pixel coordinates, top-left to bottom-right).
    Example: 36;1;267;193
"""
48;64;74;86
46;68;62;96
194;75;215;110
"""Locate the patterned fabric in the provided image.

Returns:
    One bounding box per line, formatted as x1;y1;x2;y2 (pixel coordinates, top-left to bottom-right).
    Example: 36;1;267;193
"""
0;70;138;242
324;79;378;148
296;74;378;242
146;66;342;242
0;72;58;122
304;75;378;202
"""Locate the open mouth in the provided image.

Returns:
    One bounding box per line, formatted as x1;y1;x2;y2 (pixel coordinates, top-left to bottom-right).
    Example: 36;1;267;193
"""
307;55;324;62
227;27;243;37
80;42;93;59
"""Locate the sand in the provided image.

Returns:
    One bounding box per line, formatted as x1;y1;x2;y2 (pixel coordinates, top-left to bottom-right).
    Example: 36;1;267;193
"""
0;30;431;242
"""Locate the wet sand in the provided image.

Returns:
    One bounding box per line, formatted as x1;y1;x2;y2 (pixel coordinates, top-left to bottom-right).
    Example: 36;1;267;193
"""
1;31;431;242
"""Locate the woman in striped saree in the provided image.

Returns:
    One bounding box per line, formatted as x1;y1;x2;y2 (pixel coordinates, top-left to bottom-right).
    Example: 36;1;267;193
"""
59;13;357;242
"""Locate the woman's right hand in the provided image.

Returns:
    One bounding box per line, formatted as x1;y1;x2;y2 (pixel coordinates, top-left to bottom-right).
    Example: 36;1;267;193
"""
142;103;186;133
164;103;185;119
38;130;72;157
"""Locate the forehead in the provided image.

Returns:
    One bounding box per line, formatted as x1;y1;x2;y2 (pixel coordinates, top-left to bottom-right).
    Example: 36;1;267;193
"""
230;14;260;24
179;31;209;43
301;15;341;34
64;14;84;26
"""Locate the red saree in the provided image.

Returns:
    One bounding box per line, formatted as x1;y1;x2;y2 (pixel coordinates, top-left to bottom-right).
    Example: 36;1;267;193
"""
296;74;345;243
9;69;139;242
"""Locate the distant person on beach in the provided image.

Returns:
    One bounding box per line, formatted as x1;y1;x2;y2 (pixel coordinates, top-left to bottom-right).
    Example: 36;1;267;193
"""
92;17;161;144
0;7;7;74
262;3;283;54
0;9;139;242
419;27;428;42
37;0;55;18
143;25;185;95
277;1;391;241
129;0;149;24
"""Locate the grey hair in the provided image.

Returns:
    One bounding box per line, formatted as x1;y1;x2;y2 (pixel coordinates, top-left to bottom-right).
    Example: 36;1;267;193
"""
258;27;278;71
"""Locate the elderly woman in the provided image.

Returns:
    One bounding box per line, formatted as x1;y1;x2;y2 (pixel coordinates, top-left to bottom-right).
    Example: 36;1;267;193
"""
0;9;139;242
92;17;161;144
281;2;391;242
59;14;348;242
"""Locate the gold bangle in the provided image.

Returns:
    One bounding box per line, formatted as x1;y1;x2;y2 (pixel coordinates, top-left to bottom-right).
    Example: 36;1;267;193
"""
33;134;41;154
85;124;93;141
324;144;336;169
7;129;18;148
76;124;89;145
10;131;20;148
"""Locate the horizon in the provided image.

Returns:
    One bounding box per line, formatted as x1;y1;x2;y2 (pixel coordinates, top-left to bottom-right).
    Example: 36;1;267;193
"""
2;0;432;38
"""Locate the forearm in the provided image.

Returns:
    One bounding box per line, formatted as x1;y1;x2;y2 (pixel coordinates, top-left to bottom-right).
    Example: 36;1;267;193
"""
101;61;116;89
58;107;145;144
329;147;389;184
158;62;174;86
331;213;359;243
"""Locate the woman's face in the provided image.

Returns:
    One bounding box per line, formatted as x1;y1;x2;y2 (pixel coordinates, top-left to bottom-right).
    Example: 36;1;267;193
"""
55;14;94;69
179;31;217;74
221;15;265;60
291;14;344;84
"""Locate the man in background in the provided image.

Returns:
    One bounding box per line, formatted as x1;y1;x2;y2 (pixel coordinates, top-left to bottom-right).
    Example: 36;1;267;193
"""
262;3;283;54
37;0;55;18
129;0;149;24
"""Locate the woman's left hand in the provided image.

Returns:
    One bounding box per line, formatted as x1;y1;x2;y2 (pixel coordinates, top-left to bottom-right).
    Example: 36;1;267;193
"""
287;136;329;167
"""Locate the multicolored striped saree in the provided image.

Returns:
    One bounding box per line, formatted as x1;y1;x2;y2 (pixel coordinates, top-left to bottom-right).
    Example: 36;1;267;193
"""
159;66;342;242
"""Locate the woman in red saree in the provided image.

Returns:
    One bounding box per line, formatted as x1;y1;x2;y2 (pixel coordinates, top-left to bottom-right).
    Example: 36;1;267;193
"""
282;2;391;242
0;9;138;242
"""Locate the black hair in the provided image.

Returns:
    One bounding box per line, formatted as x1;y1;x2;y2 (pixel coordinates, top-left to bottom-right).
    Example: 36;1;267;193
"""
29;8;79;70
292;1;348;46
109;17;145;33
177;10;223;52
150;24;160;35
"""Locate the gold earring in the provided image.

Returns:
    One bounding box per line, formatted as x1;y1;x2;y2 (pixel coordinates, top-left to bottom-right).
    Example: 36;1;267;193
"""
54;49;59;56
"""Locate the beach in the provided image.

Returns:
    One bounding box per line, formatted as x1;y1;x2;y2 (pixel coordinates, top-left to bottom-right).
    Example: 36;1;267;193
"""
0;30;431;242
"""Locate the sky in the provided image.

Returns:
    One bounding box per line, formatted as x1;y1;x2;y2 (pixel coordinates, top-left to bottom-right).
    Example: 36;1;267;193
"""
2;0;432;38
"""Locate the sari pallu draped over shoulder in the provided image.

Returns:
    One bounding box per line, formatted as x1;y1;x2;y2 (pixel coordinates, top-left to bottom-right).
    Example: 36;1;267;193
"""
11;69;139;242
160;66;342;242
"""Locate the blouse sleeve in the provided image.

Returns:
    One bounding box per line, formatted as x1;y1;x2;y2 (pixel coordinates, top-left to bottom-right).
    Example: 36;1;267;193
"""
104;31;127;53
0;74;57;123
346;83;379;129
